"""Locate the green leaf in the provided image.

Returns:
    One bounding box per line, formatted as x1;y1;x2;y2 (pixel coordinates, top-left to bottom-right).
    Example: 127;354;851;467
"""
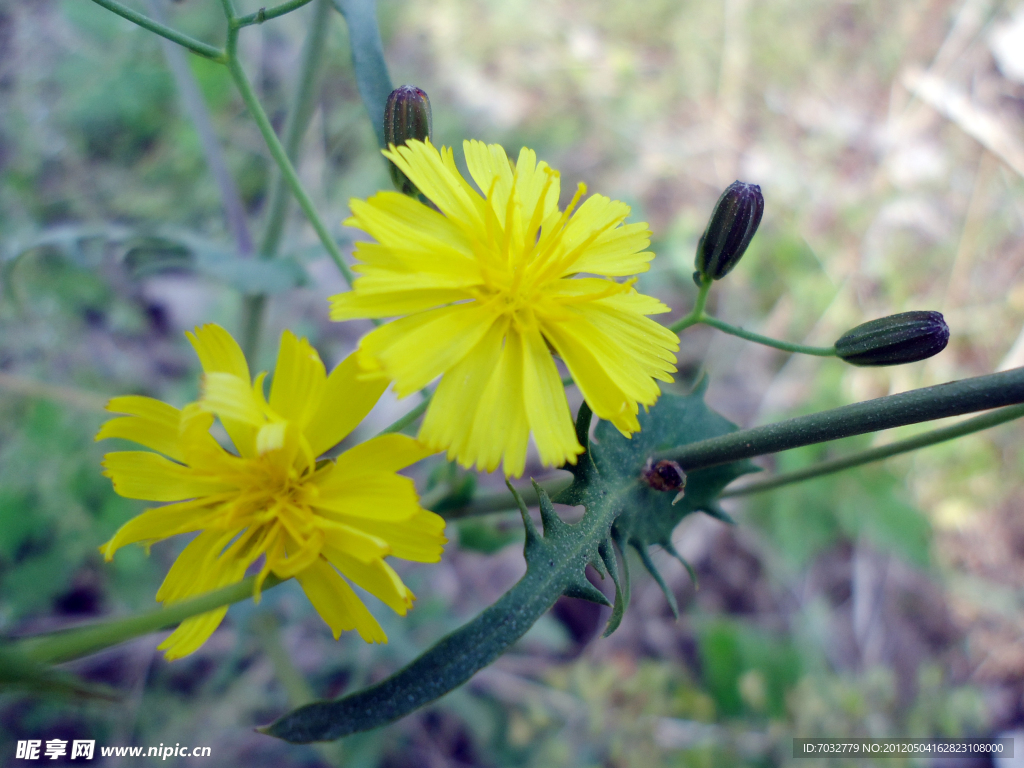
261;383;755;742
331;0;394;148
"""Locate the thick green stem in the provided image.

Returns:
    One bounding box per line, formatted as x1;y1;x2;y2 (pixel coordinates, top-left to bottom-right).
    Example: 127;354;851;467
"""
89;0;225;61
15;576;283;665
699;315;836;356
721;403;1024;498
240;0;333;361
661;367;1024;470
225;32;355;287
236;0;317;27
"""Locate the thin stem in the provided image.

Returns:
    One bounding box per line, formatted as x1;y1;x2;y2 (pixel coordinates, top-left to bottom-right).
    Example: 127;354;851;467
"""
89;0;226;61
149;0;254;258
699;315;836;356
661;366;1024;471
240;0;333;361
720;403;1024;498
15;576;283;665
433;476;572;520
236;0;317;27
225;36;355;287
668;278;711;334
377;395;431;436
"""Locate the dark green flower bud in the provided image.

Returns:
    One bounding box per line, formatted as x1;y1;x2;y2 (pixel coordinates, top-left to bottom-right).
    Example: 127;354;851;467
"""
694;181;764;281
834;311;949;366
383;85;432;196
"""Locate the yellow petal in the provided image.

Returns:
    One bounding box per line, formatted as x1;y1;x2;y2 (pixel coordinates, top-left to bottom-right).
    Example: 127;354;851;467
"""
330;286;470;321
102;451;234;501
202;372;265;426
97;396;184;461
464;139;515;223
326;550;414;616
155;530;235;604
521;328;582;467
158;608;230;660
99;497;224;560
382;140;484;231
331;508;446;563
303;352;389;458
332;433;435;475
569;221;653;277
296;557;387;643
313;471;421;521
358;303;499;398
268;330;326;426
317;518;391;562
186;324;249;381
420;319;505;463
469;330;530;476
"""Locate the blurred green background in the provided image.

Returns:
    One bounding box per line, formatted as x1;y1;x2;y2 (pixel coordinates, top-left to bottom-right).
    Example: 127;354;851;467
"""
2;0;1024;764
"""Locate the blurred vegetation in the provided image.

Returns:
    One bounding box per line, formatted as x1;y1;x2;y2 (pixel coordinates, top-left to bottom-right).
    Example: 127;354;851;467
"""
2;0;1024;765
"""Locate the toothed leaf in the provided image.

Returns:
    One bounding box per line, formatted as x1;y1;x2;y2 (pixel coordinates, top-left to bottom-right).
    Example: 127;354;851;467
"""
263;384;755;743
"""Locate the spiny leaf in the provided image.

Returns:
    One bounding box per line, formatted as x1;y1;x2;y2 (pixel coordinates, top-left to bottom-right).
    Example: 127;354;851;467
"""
262;383;754;743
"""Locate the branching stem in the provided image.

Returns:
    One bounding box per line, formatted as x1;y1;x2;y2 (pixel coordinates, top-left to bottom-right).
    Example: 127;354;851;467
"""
88;0;225;61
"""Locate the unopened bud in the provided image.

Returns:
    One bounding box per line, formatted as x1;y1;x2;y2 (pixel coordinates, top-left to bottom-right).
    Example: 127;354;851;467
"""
383;85;432;196
834;311;949;367
694;181;764;281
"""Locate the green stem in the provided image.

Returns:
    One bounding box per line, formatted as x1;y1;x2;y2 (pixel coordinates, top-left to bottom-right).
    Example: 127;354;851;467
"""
668;278;711;334
88;0;226;61
661;367;1024;470
699;315;836;356
15;576;283;665
433;476;572;520
240;0;333;361
224;31;355;287
376;395;431;436
720;403;1024;498
236;0;317;27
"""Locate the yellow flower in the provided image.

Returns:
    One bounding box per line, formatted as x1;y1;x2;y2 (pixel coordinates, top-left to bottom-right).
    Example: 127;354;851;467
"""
97;324;445;659
330;139;679;477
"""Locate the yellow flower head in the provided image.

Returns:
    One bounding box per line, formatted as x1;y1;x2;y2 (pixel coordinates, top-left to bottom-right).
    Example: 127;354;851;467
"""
97;324;445;659
331;139;680;477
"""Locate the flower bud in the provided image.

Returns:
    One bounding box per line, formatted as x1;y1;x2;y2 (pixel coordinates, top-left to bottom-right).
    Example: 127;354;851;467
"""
383;85;432;196
834;311;949;367
694;181;764;281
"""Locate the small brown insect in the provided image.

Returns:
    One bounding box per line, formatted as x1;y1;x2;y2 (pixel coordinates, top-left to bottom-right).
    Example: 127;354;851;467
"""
642;459;686;492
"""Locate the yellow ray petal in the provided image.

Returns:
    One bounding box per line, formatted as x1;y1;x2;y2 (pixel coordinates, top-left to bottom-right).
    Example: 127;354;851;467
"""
99;497;224;560
296;557;387;643
303;352;389;458
186;324;249;381
464;139;515;222
97;396;184;461
330;286;471;321
155;529;235;604
326;549;414;615
420;319;506;460
158;607;230;660
382;140;483;230
331;508;446;563
332;433;435;475
312;472;421;521
268;330;327;426
318;519;391;562
202;372;266;426
521;327;582;467
569;221;653;277
102;452;235;501
359;303;499;398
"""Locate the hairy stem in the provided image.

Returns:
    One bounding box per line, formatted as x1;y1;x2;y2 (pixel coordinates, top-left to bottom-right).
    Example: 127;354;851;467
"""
662;367;1024;470
721;403;1024;497
14;577;283;665
89;0;225;61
